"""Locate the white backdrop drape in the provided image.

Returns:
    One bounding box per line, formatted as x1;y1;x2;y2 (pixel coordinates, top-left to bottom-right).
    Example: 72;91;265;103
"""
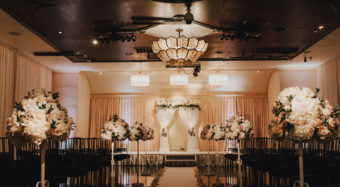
156;109;176;152
0;40;52;136
178;108;200;152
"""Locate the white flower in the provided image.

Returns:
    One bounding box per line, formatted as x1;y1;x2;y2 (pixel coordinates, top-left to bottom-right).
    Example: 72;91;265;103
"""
226;115;253;140
270;87;338;141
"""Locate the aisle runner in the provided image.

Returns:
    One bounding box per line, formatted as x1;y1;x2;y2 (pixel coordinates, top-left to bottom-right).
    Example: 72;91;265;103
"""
157;167;198;187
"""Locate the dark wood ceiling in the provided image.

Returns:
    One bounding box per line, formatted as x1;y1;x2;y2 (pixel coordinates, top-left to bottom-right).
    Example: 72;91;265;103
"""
1;0;340;62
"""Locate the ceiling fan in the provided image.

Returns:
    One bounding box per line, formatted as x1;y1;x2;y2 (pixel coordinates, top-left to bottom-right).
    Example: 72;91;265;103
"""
131;2;221;31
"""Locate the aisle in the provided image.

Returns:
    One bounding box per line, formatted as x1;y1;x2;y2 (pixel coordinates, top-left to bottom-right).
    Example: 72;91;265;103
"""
157;167;198;187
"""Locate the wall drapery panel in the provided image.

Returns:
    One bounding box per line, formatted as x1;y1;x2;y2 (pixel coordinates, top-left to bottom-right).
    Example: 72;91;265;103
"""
317;56;340;107
0;41;52;136
15;53;52;101
89;95;269;152
0;41;15;136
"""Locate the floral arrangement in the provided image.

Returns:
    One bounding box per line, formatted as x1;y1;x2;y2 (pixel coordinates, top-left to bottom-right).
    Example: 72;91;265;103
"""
129;122;146;141
269;87;339;141
187;127;196;136
101;115;129;141
225;115;253;140
161;128;168;137
200;124;213;140
141;125;154;141
156;98;200;111
200;123;226;140
6;88;73;145
211;123;226;141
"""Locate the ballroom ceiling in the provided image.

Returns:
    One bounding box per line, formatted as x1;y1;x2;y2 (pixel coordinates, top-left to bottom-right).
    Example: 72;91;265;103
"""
1;0;340;63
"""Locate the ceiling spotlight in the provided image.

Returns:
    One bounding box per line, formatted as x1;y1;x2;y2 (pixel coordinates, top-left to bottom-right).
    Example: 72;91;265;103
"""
318;25;325;30
99;72;103;75
92;38;99;45
58;31;63;35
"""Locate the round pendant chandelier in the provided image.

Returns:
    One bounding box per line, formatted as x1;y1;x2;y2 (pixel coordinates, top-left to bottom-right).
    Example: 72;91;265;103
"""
152;29;208;67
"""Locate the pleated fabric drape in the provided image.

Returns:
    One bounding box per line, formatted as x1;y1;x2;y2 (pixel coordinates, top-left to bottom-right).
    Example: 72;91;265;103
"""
198;96;269;151
0;40;52;136
0;41;15;136
89;95;160;152
15;53;52;101
89;95;269;152
317;56;340;107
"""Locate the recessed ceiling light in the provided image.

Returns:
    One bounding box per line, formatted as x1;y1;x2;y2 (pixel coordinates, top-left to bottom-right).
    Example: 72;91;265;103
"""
8;31;21;36
58;31;63;35
92;39;99;45
99;72;103;75
256;70;260;73
318;25;325;30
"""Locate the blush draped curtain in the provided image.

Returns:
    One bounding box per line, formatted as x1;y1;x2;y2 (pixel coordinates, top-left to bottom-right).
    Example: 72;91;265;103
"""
89;95;269;152
89;95;160;152
0;41;15;136
15;53;52;101
317;56;340;107
198;96;269;151
0;41;52;136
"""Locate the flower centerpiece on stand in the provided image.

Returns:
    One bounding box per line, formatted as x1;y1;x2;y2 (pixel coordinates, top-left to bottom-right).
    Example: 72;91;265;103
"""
6;88;73;187
269;87;339;187
100;114;129;165
129;122;153;187
225;114;253;165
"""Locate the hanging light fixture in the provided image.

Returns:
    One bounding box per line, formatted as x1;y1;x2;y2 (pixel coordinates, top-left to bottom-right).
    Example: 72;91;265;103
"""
209;74;228;86
170;74;189;85
152;29;208;67
130;74;150;87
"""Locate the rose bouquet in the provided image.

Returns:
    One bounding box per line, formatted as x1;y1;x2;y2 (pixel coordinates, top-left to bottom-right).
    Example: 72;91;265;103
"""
141;125;154;141
210;123;226;141
101;114;129;141
129;122;146;141
6;88;73;145
269;87;339;141
225;115;253;140
200;124;213;140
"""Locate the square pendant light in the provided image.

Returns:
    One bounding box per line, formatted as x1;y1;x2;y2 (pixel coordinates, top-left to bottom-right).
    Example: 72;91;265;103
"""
209;74;228;86
130;74;150;87
170;74;189;85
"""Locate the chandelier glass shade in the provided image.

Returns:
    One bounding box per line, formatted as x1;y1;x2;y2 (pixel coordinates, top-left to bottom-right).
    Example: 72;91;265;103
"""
152;35;208;67
170;74;189;85
208;74;228;86
130;74;150;87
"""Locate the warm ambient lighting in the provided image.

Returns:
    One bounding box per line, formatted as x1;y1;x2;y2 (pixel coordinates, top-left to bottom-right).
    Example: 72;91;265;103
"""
170;74;189;85
92;39;99;45
152;29;208;67
208;74;228;86
130;74;150;87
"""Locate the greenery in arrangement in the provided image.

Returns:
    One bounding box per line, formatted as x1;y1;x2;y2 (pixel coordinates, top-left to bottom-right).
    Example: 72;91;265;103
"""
269;87;339;141
161;128;168;137
187;127;196;136
156;103;201;111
